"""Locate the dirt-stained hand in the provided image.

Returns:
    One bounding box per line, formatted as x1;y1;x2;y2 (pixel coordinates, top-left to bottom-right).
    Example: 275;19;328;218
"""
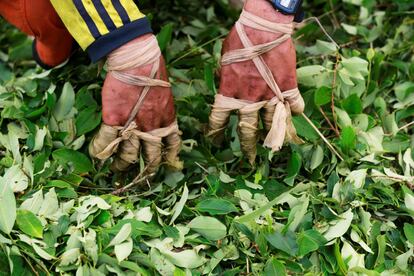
208;0;304;163
89;34;181;173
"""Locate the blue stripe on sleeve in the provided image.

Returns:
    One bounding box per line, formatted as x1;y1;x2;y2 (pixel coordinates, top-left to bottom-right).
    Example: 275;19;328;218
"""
73;0;101;39
111;0;131;25
86;17;152;62
91;0;117;31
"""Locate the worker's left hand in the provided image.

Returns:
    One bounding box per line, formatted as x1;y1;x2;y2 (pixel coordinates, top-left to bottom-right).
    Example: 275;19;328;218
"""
208;0;304;163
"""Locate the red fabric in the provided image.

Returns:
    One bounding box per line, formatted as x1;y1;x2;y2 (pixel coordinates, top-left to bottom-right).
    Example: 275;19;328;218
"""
0;0;74;67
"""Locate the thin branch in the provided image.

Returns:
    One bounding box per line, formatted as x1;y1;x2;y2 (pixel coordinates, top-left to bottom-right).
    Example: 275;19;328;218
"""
319;107;340;137
398;121;414;132
371;175;414;189
170;34;226;65
20;254;39;276
195;161;210;174
301;113;344;161
331;52;341;135
328;0;341;29
112;173;155;195
300;17;340;49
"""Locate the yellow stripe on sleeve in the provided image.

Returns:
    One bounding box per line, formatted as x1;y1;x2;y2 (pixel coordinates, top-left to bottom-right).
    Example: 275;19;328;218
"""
102;1;124;28
118;0;145;21
49;0;95;50
81;0;109;35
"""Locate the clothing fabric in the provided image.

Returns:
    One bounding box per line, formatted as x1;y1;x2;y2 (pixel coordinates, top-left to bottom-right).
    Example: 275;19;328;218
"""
0;0;151;65
0;0;74;68
49;0;152;62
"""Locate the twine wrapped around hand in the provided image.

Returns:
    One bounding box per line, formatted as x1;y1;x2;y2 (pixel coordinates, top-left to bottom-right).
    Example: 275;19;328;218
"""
208;10;304;164
89;35;182;174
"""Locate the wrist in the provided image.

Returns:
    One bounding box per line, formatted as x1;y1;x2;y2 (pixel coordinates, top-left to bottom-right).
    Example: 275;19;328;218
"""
110;33;156;56
244;0;294;24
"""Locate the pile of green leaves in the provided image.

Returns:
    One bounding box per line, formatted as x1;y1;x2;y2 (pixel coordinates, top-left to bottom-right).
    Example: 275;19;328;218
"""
0;0;413;275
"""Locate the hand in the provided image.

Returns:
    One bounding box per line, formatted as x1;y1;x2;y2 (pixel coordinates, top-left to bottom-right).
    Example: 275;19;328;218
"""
89;34;181;174
208;0;304;163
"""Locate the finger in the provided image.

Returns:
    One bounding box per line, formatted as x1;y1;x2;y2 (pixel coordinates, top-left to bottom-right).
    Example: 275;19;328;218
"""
164;132;183;170
261;103;303;149
141;138;162;174
289;94;305;115
89;124;119;159
261;104;275;133
111;134;140;172
208;106;232;146
284;104;304;145
238;109;260;164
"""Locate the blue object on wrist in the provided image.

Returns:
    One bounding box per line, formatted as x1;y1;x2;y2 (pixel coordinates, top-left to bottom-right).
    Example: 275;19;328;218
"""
270;0;303;15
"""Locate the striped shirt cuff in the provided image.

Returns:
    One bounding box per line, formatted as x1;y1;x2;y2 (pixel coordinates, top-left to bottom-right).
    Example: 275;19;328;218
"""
86;17;153;63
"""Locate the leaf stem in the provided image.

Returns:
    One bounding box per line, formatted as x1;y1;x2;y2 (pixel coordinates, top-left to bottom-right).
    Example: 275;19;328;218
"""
331;52;341;135
111;173;155;195
301;114;344;161
319;107;340;137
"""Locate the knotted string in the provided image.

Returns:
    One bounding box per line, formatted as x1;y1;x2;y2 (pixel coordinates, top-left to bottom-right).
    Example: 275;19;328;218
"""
90;35;182;172
213;10;304;152
107;36;171;133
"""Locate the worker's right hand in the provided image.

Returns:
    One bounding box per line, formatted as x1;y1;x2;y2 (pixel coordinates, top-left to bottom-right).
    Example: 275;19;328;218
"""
89;34;182;174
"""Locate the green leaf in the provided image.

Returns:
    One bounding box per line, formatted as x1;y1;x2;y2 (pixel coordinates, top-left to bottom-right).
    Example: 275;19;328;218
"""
53;82;75;121
164;171;185;188
396;247;413;271
335;107;353;128
375;235;386;266
75;107;101;136
115;238;133;263
341;23;358;35
383;113;399;136
150;248;175;275
292;116;319;142
265;231;298;256
109;223;132;247
323;209;354;241
16;210;43;238
170;184;189;225
367;48;375;61
314;86;332;106
284;152;302;186
342;94;363;114
264;258;286;276
157;247;207;269
60;248;80;266
340;126;356;152
8;39;32;61
219;171;236;183
45;180;73;189
163;225;180;240
403;223;414;244
196;198;238;215
204;63;216;93
297;65;326;78
52;149;93;174
297;230;326;256
157;23;173;52
4;165;29;193
187;216;227;241
174;268;186;276
0;178;16;234
310;145;324;171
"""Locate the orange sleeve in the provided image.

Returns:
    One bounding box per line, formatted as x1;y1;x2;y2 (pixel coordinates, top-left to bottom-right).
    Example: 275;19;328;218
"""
0;0;74;68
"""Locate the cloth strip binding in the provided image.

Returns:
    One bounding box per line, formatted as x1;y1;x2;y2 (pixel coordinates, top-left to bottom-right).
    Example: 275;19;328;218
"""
213;10;304;152
90;35;181;171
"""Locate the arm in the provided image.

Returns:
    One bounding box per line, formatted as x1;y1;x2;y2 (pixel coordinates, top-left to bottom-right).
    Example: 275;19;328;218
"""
49;0;181;173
